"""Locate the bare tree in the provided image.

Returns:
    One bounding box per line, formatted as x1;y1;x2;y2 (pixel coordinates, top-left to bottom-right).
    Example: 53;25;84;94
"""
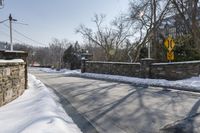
49;38;69;69
171;0;200;49
128;0;171;61
76;14;132;61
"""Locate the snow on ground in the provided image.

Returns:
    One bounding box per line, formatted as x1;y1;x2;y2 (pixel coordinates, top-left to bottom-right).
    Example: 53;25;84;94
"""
36;67;200;91
0;59;24;63
37;67;68;73
38;67;81;74
78;73;200;91
0;74;82;133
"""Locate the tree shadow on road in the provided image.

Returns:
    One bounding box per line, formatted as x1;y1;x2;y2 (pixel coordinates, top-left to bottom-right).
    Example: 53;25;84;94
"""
41;75;200;133
161;98;200;133
91;89;140;122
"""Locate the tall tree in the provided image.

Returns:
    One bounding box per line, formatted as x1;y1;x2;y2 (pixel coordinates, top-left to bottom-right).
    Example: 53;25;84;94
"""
171;0;200;49
63;43;81;70
128;0;171;61
76;14;132;61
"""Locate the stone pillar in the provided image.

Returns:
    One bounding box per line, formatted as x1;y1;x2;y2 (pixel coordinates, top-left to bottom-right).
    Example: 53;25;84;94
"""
0;51;28;89
81;59;87;73
140;58;155;78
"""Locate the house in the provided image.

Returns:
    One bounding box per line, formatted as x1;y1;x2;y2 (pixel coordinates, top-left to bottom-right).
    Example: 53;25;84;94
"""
158;6;200;38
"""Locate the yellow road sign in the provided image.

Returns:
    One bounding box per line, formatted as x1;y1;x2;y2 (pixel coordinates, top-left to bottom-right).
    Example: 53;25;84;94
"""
167;51;174;61
164;36;175;51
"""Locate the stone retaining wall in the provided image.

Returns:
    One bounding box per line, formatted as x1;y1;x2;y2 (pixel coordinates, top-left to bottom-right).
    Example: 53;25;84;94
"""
82;59;200;80
0;50;28;88
85;61;140;77
85;61;141;77
151;61;200;80
0;61;26;106
0;51;28;107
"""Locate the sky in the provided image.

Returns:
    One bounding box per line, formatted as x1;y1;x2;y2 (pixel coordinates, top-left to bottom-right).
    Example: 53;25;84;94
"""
0;0;130;47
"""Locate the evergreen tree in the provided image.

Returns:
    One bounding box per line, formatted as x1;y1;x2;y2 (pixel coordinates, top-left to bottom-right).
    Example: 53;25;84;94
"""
63;44;81;69
63;45;75;64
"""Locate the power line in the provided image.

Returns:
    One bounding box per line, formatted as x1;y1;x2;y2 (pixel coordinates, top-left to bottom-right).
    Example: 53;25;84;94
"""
0;27;32;44
3;23;46;46
0;29;44;47
13;21;28;26
0;30;27;44
13;37;27;44
3;24;47;46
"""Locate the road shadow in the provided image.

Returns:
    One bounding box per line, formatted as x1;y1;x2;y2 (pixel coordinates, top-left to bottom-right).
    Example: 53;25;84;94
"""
91;89;139;122
33;72;200;133
161;99;200;133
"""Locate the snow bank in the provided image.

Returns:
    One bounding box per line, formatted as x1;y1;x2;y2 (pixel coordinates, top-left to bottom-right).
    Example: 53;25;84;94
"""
38;67;81;74
0;74;82;133
64;71;200;92
75;73;200;91
36;67;200;91
0;59;24;63
37;68;68;73
64;69;81;74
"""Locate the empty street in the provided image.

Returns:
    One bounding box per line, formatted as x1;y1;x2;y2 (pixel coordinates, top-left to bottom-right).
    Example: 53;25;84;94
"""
30;68;200;133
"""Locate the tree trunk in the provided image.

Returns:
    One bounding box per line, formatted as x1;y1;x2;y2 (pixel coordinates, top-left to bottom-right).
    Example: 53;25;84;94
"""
151;0;158;59
191;0;200;49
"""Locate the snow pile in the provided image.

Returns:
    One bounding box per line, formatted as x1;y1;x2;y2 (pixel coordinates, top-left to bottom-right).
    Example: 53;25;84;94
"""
38;68;81;74
36;67;200;91
68;72;200;91
64;69;81;75
38;68;68;73
0;59;24;63
0;74;82;133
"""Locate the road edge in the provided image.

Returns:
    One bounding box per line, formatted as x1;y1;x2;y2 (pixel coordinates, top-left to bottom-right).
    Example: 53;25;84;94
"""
44;83;101;133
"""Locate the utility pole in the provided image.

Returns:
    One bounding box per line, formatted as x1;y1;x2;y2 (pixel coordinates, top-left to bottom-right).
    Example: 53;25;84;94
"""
1;14;27;51
9;14;13;51
9;14;17;51
0;0;4;9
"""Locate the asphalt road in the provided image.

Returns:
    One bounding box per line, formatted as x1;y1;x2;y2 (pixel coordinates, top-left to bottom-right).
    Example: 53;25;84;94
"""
30;68;200;133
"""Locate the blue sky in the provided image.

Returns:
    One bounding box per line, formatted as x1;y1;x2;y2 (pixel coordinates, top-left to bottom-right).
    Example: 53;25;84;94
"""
0;0;130;47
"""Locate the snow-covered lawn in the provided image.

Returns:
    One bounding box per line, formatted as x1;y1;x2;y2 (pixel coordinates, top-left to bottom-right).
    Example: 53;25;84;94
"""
38;67;200;92
0;74;82;133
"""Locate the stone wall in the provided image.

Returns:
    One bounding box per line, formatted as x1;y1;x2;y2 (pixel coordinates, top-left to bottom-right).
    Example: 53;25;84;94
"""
151;61;200;80
85;61;141;77
0;61;26;106
0;51;28;107
0;50;28;88
82;59;200;80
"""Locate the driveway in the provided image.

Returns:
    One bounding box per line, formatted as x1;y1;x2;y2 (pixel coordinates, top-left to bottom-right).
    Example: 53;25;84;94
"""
30;68;200;133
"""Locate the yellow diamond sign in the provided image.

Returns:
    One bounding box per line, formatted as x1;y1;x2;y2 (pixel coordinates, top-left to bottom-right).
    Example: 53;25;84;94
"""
167;51;174;61
164;36;175;52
